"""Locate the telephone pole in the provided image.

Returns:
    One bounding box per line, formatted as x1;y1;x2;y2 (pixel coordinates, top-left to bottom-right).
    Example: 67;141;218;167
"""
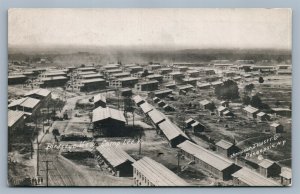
41;160;53;187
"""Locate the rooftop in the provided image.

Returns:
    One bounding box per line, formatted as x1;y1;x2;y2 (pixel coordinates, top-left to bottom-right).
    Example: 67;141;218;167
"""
158;119;189;141
81;78;105;84
140;102;154;114
148;109;166;124
258;159;276;168
177;140;234;171
132;157;189;186
24;89;51;97
216;139;234;150
93;94;106;103
92;107;126;123
8;110;25;128
8;97;40;109
97;147;135;168
243;105;259;114
133;95;145;105
232;167;281;186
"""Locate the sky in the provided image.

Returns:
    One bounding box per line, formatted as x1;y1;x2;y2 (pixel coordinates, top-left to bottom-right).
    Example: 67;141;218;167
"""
8;8;292;50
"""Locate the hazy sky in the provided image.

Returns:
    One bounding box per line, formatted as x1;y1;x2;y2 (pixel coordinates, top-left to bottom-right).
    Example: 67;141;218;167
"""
8;8;292;50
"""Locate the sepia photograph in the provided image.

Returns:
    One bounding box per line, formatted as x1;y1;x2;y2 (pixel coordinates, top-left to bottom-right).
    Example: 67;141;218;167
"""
7;8;292;187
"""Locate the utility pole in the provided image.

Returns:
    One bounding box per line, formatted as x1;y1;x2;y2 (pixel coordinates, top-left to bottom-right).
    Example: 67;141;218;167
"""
41;160;53;187
177;151;181;174
139;127;142;158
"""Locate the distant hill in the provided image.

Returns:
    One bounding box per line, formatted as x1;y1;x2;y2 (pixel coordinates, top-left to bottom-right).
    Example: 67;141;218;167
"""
8;45;291;65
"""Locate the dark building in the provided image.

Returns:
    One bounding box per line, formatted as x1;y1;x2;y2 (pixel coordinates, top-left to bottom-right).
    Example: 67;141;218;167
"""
79;78;106;92
96;147;135;177
215;139;239;157
93;94;106;108
119;88;133;97
185;118;196;128
258;159;281;177
158;119;189;148
39;76;69;88
270;123;284;133
92;107;126;136
154;89;173;98
191;121;206;133
135;80;159;91
177;140;239;181
232;167;281;186
8;75;28;85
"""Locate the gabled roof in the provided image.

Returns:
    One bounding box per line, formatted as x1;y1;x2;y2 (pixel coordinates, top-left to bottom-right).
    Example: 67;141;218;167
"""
117;77;139;81
257;112;266;117
92;107;126;123
41;76;68;81
81;73;103;79
140;102;154;114
158;119;189;140
148;109;166;124
8;97;40;109
191;121;200;127
178;84;194;90
280;168;292;179
185;118;195;124
258;159;276;168
97;147;135;167
216;139;234;150
81;78;105;84
270;123;282;128
147;74;163;78
24;89;51;97
232;167;281;186
133;95;145;105
132;157;189;186
200;99;211;105
154;89;173;95
8;110;25;128
93;94;106;104
177;140;234;171
243;105;259;114
217;106;227;112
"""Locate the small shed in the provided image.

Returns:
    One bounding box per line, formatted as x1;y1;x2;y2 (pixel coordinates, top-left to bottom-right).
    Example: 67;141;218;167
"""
185;118;196;128
163;104;175;112
258;159;281;177
199;100;213;110
191;121;205;133
270;123;284;133
280;167;292;186
153;97;160;103
217;106;228;116
157;100;166;107
97;147;135;177
257;112;270;121
133;95;146;107
215;139;239;157
93;94;106;108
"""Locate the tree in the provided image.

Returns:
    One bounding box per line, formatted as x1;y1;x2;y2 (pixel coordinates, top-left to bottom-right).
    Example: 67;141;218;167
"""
275;100;281;107
214;80;239;100
244;84;255;95
242;96;251;105
141;70;150;77
250;94;263;108
258;77;264;84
